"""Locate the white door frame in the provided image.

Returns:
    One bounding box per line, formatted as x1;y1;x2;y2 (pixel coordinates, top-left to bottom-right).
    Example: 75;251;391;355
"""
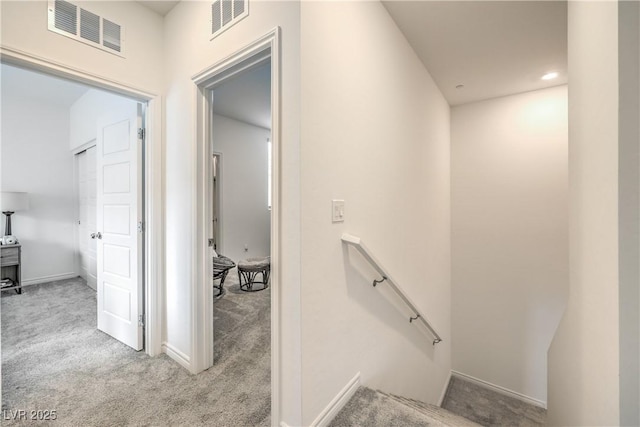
192;28;281;424
212;152;223;253
0;46;164;357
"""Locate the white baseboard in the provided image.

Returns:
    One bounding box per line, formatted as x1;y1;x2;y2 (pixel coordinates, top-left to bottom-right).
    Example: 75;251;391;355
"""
438;370;452;407
162;342;191;371
22;272;79;286
451;370;547;409
311;372;361;427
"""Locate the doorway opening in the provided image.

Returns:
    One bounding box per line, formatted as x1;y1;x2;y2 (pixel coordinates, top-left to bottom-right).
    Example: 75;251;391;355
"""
192;29;281;423
0;60;156;354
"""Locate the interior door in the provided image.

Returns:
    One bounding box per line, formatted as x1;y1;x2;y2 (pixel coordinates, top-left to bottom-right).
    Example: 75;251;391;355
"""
96;103;143;351
77;146;98;291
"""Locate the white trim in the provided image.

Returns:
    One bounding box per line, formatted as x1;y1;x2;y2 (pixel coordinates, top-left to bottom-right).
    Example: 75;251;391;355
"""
438;370;452;407
162;342;191;370
451;370;547;409
0;46;152;99
22;272;79;286
279;423;291;427
144;96;164;357
191;27;282;425
311;372;361;427
0;45;164;359
268;30;282;427
71;139;97;156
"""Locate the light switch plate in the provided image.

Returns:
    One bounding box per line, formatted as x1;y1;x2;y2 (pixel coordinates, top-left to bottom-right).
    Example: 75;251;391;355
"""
332;199;345;223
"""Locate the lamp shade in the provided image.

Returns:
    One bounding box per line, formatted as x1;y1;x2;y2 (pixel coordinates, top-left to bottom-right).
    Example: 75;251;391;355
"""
1;192;29;212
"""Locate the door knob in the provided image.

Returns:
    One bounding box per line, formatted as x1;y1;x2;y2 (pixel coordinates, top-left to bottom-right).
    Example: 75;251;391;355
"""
90;232;103;240
90;233;96;239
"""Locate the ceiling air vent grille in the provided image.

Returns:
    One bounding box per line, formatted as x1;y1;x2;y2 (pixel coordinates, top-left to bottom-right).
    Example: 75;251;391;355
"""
80;9;100;44
211;0;249;40
54;0;77;35
103;19;122;52
48;0;125;57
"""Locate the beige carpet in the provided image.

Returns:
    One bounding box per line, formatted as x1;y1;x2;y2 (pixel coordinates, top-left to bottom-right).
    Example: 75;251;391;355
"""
441;376;546;426
1;272;270;426
330;387;480;427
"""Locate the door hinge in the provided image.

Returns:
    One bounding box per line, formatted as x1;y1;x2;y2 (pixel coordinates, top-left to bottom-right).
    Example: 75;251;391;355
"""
137;221;145;233
138;128;145;140
138;314;145;327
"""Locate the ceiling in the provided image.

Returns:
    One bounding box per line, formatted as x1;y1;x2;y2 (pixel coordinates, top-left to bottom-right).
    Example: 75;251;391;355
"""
1;64;89;107
1;2;565;115
382;1;567;106
213;62;271;130
137;1;180;16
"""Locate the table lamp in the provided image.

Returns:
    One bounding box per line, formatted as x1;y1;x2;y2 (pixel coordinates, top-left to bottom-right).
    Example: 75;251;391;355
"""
1;192;29;244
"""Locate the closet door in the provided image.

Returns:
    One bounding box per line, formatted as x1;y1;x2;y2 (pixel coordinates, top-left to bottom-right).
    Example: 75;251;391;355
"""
77;146;97;291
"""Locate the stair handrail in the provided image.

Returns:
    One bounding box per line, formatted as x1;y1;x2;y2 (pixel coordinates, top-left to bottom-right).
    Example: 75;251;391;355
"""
341;233;443;345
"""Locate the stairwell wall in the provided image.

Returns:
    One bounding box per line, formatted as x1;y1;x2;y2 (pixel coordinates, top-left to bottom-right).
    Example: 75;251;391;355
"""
300;2;451;424
451;86;569;405
547;2;621;425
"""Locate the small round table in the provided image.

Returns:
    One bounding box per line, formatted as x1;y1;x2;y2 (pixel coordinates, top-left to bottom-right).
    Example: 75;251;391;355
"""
237;256;270;292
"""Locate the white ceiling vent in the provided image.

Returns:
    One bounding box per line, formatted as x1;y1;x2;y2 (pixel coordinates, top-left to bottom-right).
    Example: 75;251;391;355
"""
48;0;125;57
211;0;249;40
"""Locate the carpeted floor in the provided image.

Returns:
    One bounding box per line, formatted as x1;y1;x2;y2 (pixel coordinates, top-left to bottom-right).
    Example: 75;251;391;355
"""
441;376;546;426
1;271;270;426
330;387;480;427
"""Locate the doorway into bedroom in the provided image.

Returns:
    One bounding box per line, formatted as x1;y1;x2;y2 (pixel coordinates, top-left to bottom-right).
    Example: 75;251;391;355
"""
209;58;273;422
1;63;147;352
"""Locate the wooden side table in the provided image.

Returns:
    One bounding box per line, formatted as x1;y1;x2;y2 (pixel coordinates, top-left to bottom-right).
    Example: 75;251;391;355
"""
0;244;22;294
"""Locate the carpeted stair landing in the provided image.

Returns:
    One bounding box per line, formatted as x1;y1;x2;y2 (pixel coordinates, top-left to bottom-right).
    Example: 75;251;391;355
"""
329;387;480;427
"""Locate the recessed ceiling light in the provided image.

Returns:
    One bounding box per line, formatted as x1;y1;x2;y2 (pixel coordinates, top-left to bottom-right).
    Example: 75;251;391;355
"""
542;72;559;81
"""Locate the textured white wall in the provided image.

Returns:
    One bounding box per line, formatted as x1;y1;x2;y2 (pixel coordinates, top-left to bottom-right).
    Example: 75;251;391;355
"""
451;86;568;405
0;1;164;96
163;2;301;423
1;94;76;284
211;114;270;262
547;2;621;425
300;2;451;423
70;89;137;151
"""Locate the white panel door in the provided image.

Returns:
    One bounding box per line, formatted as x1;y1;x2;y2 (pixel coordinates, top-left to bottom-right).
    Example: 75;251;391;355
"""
77;146;98;290
96;103;143;351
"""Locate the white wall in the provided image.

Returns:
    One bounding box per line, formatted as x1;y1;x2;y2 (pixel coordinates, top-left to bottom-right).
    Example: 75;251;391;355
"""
451;86;568;405
70;89;138;151
0;93;76;284
300;2;451;423
211;114;270;262
163;2;301;424
0;1;164;96
547;2;620;425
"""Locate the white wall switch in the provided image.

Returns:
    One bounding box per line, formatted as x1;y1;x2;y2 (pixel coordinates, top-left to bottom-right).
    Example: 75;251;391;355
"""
332;200;345;223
